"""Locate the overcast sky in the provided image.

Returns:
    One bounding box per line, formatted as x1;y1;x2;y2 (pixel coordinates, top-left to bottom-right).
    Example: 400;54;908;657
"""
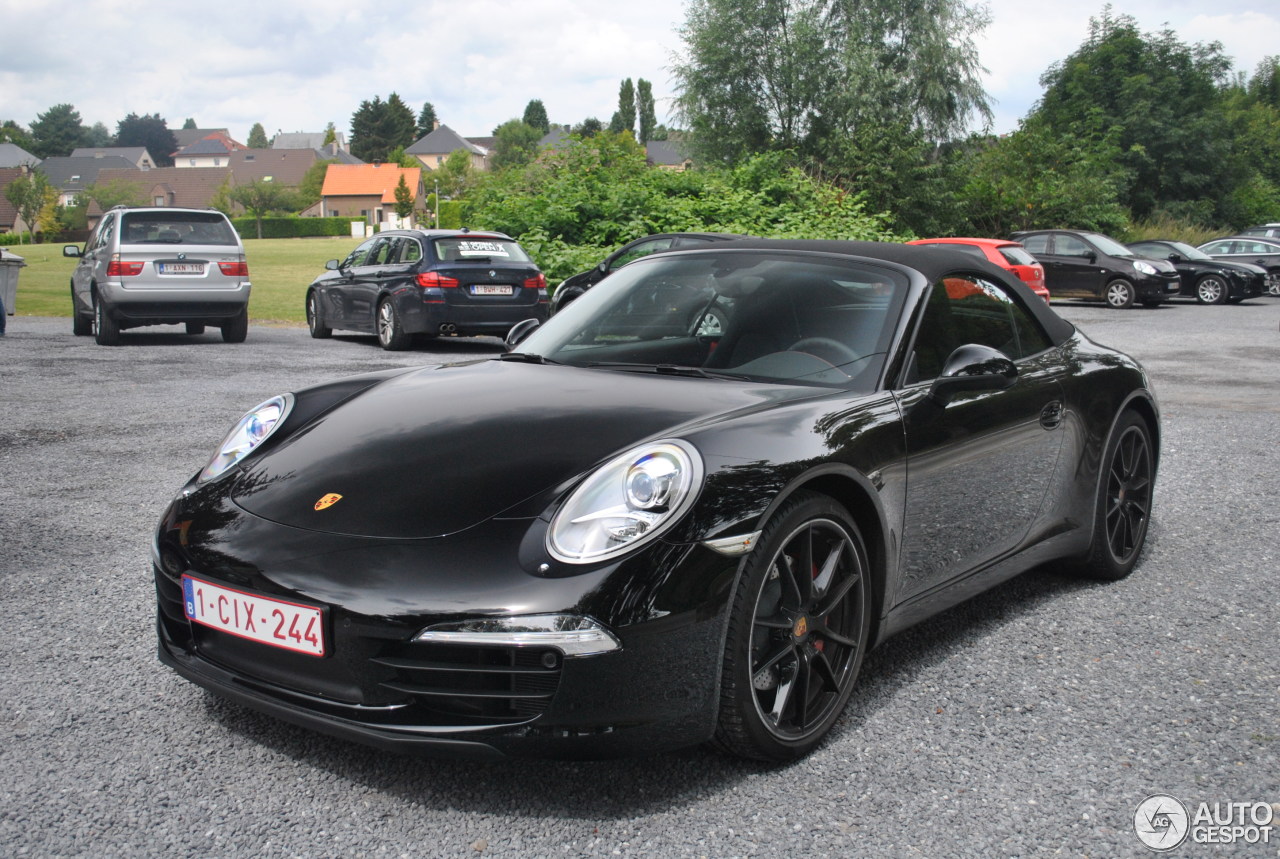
3;0;1279;147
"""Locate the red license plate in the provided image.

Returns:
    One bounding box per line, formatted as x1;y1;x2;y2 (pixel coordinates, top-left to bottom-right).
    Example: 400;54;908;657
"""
182;574;326;657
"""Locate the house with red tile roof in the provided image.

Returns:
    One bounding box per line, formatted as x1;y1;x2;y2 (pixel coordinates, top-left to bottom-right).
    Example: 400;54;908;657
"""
320;163;424;230
174;131;249;168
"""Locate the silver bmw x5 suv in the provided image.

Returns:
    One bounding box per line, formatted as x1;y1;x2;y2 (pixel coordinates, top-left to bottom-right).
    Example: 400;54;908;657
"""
64;206;251;345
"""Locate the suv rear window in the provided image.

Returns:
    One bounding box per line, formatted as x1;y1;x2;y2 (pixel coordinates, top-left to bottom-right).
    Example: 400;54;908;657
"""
120;212;238;245
433;237;531;262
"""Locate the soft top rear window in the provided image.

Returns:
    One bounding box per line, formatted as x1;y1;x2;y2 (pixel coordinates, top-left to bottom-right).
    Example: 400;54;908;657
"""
120;212;237;245
434;237;531;263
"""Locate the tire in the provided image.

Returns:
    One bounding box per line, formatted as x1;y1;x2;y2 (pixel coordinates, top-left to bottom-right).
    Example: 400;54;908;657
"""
376;298;411;351
185;322;206;335
1195;275;1228;305
71;283;93;335
713;491;871;761
93;294;120;346
1071;411;1154;581
1269;276;1280;297
220;307;248;343
1104;278;1135;309
694;306;728;338
306;291;331;339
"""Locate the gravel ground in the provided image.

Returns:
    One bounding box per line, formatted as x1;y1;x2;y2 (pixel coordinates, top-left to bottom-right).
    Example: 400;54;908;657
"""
1;300;1277;858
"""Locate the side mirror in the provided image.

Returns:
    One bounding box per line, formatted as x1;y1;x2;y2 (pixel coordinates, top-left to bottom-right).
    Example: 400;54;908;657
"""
506;318;541;349
1167;253;1183;263
597;261;608;273
63;245;82;258
927;344;1017;406
325;259;341;271
1084;251;1097;263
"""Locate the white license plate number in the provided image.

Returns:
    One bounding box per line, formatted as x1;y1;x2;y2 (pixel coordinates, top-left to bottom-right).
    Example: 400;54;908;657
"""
182;574;325;657
158;263;205;275
1166;283;1180;292
471;284;513;296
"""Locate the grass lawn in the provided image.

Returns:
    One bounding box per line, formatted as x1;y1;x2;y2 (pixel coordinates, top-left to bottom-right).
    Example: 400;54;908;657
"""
5;237;357;325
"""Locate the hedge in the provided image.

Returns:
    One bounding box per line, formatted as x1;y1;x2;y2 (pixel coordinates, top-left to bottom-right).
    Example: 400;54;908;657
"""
0;232;33;246
231;217;363;239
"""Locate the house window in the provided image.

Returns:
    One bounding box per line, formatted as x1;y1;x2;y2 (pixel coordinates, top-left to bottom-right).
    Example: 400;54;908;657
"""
245;154;255;161
189;159;196;166
153;196;165;206
436;156;443;166
214;158;221;167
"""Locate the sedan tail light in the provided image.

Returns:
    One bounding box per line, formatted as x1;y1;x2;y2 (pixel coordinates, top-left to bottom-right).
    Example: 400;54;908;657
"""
417;272;460;288
523;273;547;291
106;255;144;277
218;259;249;277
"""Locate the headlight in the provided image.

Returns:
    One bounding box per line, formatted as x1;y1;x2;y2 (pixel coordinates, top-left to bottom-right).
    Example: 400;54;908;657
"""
548;440;703;563
1133;260;1157;275
198;394;294;483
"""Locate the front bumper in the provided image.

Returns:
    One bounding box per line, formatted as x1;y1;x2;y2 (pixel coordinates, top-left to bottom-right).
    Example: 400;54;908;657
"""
1134;273;1181;300
153;499;734;758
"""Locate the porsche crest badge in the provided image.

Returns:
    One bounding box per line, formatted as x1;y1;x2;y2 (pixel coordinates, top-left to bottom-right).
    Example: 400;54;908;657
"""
314;493;343;511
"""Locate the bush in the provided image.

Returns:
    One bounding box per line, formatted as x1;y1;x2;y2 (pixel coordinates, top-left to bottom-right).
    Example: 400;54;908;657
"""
0;232;32;246
231;217;362;239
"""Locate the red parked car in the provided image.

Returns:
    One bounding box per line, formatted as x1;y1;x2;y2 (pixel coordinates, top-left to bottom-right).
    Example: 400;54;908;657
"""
907;238;1050;304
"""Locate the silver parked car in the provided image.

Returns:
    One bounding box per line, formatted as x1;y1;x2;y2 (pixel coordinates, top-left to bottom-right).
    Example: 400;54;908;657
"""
64;206;251;345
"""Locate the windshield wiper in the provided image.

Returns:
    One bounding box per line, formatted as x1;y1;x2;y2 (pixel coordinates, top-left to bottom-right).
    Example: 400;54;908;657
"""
586;361;739;379
498;351;560;365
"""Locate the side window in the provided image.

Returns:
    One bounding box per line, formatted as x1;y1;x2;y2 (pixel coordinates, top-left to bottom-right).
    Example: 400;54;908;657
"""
93;215;116;251
399;238;423;263
343;237;379;268
367;238;395;266
1019;234;1049;254
1055;235;1091;257
911;276;1052;381
611;238;674;270
1201;242;1229;254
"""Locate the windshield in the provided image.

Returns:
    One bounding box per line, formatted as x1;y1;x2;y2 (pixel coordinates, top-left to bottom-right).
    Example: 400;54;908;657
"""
1084;232;1136;257
120;212;237;245
1166;241;1212;260
433;236;531;262
517;251;909;389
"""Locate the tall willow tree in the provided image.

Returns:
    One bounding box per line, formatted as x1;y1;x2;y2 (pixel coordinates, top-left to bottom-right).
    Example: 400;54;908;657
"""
673;0;991;164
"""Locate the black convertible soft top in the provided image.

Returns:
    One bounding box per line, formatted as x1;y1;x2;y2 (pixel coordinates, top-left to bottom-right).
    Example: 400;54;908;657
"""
704;238;1076;346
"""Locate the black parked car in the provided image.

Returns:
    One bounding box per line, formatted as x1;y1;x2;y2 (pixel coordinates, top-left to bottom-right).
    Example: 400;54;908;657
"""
1197;236;1280;296
1126;240;1265;304
305;230;548;350
1012;229;1181;308
550;232;741;315
156;239;1159;761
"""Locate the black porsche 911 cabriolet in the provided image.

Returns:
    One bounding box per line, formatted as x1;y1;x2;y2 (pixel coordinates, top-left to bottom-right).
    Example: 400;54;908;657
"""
154;239;1159;761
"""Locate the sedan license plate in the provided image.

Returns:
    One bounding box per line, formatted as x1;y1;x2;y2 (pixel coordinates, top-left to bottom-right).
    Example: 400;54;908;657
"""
470;284;514;296
158;263;205;275
1166;282;1180;292
182;574;326;657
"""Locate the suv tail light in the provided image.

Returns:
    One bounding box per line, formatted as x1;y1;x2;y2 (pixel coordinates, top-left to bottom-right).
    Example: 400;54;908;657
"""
107;255;144;277
523;273;547;291
218;258;249;277
417;272;460;288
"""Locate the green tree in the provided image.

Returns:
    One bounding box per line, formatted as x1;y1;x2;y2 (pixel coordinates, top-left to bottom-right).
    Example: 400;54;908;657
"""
393;173;416;220
29;104;87;158
0;120;36;153
323;122;337;146
298;159;337;208
351;94;418;162
83;122;112;147
385;145;420;168
434;149;474;198
247;123;270;149
673;0;989;164
636;79;656;143
572;117;604;137
4;172;56;242
115;113;178;166
522;99;550;135
612;79;636;136
182;118;198;129
1032;9;1237;223
416;102;438;138
385;93;418;149
82;177;146;210
1247;57;1280;108
228;179;299;238
491;119;542;170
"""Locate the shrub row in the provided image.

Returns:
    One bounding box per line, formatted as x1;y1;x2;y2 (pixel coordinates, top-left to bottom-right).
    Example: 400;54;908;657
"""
231;217;363;240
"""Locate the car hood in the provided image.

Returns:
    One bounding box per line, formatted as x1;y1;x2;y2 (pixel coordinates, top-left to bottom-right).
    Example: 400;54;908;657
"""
231;360;815;539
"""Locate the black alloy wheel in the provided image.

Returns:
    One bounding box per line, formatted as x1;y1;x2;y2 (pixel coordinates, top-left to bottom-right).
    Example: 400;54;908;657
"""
1076;411;1154;580
715;491;870;760
306;292;332;339
1195;275;1228;305
1104;279;1135;309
